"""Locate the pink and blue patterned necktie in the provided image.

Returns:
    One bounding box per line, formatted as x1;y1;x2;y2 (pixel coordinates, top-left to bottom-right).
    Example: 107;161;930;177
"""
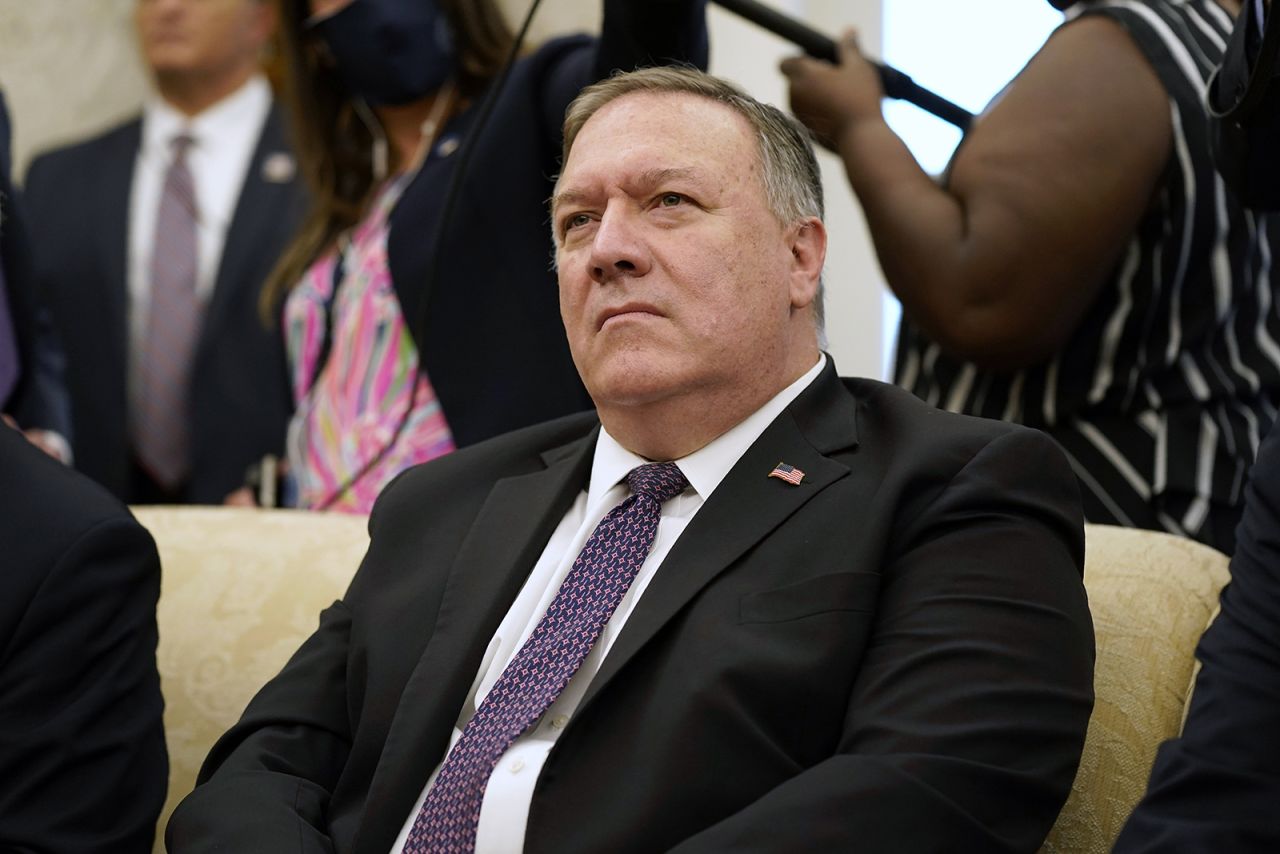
404;461;689;853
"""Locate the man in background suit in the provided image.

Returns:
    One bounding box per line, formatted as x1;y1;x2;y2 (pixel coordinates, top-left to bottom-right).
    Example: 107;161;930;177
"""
24;0;306;504
0;420;167;851
168;67;1094;853
0;89;71;460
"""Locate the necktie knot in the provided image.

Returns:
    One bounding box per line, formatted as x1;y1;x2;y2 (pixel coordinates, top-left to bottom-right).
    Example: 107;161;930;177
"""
170;132;195;159
626;462;688;504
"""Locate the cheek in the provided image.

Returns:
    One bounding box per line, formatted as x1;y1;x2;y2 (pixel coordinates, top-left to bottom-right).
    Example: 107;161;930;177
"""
557;272;592;338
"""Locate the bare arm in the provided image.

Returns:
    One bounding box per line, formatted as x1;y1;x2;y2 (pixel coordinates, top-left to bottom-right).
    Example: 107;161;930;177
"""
782;17;1171;370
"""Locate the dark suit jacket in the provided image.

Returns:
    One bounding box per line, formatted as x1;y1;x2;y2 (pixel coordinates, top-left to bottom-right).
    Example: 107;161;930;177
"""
168;365;1095;853
0;423;167;852
23;100;307;503
1114;420;1280;852
384;0;707;447
0;90;71;436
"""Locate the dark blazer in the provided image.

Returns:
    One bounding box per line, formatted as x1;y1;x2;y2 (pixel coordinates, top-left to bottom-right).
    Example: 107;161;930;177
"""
384;0;708;448
23;101;306;503
168;365;1095;853
0;90;71;435
1114;420;1280;852
0;422;167;852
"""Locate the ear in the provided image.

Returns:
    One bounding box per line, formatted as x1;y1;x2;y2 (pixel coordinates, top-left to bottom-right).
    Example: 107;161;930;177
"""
786;216;826;310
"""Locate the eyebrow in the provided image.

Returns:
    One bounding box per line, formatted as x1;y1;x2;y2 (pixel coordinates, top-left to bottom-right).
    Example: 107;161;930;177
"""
551;167;707;217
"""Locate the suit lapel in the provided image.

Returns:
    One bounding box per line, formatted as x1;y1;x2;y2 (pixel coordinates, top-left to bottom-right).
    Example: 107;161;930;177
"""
198;104;294;354
355;429;597;854
578;363;861;712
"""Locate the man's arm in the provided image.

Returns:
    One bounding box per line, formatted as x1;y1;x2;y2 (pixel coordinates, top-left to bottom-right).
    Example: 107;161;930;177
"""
0;512;167;852
781;15;1171;370
670;427;1095;853
0;96;73;451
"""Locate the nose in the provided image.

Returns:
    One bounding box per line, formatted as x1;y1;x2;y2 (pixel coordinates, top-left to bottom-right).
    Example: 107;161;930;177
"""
588;205;651;285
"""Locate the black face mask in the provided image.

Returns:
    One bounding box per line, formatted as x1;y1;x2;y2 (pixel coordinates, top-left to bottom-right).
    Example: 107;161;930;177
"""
309;0;455;106
1209;1;1280;211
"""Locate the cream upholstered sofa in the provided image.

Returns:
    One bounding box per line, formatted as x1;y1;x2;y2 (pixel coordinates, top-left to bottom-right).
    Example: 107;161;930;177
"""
1040;524;1230;853
134;506;370;853
137;510;1229;853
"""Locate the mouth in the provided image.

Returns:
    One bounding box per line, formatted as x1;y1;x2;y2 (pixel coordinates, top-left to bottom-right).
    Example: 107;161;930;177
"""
597;303;663;331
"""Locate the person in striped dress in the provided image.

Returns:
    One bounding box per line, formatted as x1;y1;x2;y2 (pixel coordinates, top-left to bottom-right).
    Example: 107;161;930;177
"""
782;0;1273;553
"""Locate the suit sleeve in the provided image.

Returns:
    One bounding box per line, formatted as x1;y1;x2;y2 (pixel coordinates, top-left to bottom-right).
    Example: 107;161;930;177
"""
1114;425;1280;852
668;427;1095;854
0;111;72;439
538;0;709;140
0;513;167;853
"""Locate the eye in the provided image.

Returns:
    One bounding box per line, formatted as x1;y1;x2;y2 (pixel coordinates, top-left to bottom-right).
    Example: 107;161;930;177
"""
560;212;593;236
658;193;684;208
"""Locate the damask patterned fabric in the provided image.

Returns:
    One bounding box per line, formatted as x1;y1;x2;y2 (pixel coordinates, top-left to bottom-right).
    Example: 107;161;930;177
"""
1040;524;1230;853
133;505;370;850
134;508;1227;854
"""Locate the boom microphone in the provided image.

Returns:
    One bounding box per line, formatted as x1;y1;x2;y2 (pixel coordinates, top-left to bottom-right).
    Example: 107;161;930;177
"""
711;0;974;131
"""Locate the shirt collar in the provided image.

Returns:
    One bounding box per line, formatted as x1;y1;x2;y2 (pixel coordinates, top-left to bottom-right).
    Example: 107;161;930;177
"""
142;74;270;155
588;353;827;507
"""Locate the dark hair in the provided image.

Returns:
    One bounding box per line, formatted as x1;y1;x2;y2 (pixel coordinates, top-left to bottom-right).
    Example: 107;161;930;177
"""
261;0;515;318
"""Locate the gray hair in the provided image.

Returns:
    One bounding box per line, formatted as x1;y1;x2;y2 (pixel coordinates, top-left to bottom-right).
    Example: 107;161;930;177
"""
558;65;826;337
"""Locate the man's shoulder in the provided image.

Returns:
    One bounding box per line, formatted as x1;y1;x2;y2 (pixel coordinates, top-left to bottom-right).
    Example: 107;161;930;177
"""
0;427;152;583
378;410;599;504
24;116;141;190
843;376;1041;449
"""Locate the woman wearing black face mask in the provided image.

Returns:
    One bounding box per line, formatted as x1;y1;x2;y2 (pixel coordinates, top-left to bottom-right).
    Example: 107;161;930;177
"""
257;0;708;512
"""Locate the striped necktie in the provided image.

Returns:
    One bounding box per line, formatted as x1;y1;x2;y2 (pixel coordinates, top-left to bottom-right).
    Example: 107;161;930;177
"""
404;461;689;853
132;132;199;491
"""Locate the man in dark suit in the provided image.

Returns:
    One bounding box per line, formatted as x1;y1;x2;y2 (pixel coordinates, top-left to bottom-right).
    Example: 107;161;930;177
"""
0;420;167;851
0;89;71;459
24;0;306;504
168;67;1094;853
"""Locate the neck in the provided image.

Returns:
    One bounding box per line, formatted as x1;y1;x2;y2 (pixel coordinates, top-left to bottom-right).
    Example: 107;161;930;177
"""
599;347;821;461
155;64;255;119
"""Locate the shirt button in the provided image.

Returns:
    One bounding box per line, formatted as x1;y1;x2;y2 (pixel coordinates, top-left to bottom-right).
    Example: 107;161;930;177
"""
510;758;526;773
550;715;569;730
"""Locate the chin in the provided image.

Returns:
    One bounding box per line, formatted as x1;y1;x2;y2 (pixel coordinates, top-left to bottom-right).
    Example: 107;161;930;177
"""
584;357;688;409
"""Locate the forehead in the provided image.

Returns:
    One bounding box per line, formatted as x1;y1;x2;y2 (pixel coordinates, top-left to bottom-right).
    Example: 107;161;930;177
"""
559;91;762;191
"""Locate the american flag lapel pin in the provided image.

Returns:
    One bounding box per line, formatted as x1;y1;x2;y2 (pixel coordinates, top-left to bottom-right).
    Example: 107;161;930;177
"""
768;462;805;486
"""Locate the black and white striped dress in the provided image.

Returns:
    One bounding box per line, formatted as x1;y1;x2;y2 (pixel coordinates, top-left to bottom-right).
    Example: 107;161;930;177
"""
895;0;1278;553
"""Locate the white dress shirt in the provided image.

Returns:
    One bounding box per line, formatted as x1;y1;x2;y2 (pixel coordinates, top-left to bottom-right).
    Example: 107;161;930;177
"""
126;74;271;403
391;354;827;853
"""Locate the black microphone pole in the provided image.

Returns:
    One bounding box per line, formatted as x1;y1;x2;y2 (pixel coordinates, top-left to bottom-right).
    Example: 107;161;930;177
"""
711;0;974;132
